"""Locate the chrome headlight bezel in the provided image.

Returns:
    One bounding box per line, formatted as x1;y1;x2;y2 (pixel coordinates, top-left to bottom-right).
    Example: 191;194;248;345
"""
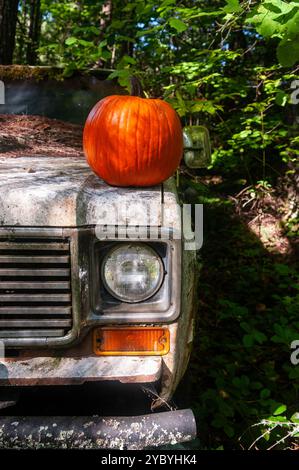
89;234;181;324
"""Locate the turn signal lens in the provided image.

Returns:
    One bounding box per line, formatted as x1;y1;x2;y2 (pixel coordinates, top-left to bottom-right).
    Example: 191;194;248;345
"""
93;327;170;356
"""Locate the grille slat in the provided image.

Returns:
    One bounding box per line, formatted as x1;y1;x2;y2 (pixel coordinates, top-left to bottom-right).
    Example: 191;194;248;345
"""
0;329;65;338
0;307;71;315
0;237;73;339
0;319;71;327
0;242;69;251
0;268;70;277
0;281;70;290
0;294;71;302
0;255;70;264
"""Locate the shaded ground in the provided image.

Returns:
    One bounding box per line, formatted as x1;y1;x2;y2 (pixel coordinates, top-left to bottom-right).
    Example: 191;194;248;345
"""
180;171;299;450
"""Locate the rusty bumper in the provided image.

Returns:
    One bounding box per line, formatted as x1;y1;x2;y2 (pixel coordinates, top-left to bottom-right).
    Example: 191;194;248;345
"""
0;356;162;386
0;410;197;449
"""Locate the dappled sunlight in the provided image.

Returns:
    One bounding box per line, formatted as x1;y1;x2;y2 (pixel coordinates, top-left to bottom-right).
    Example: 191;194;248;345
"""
248;214;291;255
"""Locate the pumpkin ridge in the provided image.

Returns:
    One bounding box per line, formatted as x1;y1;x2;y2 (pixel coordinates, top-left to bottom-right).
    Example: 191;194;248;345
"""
148;99;157;182
122;101;131;185
156;101;170;176
95;99;111;174
152;99;163;175
145;98;151;174
84;96;112;175
116;96;134;185
160;102;174;166
134;99;141;181
107;96;127;185
115;96;123;184
94;99;107;179
106;96;123;183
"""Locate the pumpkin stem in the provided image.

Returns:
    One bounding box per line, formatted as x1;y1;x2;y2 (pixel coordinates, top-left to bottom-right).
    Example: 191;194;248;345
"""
130;76;145;98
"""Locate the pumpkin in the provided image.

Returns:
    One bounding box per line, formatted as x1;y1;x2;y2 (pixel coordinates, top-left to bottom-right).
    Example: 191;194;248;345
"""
83;90;183;187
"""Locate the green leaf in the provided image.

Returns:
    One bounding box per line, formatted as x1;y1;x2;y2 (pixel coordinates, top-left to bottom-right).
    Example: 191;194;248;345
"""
101;49;112;60
107;69;131;90
224;425;235;437
219;401;234;417
243;334;254;347
240;322;251;333
277;34;299;66
122;55;136;65
78;39;92;47
263;2;283;14
273;404;287;416
62;62;78;77
169;18;188;32
254;331;267;344
223;0;243;14
157;0;176;13
258;17;280;37
275;89;288;106
274;263;291;275
65;37;77;46
260;388;271;399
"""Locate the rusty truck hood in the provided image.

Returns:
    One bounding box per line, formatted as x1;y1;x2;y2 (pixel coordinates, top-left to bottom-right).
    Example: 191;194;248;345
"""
0;156;179;227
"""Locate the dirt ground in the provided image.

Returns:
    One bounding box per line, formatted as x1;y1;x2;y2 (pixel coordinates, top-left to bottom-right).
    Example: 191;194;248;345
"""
0;114;84;158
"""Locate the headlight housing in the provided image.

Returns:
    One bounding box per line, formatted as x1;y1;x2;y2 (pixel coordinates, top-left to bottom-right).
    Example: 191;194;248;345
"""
102;243;164;303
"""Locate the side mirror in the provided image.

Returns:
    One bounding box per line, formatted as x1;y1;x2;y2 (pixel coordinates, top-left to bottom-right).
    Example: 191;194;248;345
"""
183;126;211;168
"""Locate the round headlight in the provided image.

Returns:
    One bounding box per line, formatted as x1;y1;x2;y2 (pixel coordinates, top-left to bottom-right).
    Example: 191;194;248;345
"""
102;244;164;303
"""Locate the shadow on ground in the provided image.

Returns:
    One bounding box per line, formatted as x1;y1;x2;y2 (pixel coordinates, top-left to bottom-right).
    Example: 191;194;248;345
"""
177;176;298;450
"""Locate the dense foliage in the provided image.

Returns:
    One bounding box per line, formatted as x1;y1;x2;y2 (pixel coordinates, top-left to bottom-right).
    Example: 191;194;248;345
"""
9;1;298;179
2;0;299;450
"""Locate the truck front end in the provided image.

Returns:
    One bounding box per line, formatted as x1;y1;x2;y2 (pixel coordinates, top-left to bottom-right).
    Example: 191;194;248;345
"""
0;154;197;449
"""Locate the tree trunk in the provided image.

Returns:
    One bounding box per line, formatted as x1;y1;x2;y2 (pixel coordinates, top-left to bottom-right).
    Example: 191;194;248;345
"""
0;0;19;64
15;0;30;64
26;0;41;65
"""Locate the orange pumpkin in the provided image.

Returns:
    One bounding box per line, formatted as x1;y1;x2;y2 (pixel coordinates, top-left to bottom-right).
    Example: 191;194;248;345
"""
83;95;183;187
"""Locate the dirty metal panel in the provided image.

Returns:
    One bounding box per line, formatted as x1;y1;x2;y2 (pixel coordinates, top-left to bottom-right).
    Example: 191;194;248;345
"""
0;356;162;385
0;156;166;227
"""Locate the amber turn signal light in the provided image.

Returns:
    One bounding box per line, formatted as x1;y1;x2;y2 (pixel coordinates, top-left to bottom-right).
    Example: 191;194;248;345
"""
93;327;170;356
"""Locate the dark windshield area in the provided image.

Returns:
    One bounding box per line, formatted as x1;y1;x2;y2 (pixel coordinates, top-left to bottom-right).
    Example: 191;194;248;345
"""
0;68;123;124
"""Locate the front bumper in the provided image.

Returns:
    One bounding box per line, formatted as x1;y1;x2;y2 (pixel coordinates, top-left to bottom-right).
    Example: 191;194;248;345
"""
0;356;162;386
0;410;197;449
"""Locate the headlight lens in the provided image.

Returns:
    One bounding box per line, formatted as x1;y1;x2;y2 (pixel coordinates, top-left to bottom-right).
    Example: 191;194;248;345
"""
102;244;164;303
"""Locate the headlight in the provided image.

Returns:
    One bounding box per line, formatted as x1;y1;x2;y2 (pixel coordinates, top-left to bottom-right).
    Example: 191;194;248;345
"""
102;244;164;303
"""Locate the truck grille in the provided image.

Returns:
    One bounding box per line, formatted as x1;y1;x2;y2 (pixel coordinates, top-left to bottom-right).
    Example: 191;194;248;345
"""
0;237;72;339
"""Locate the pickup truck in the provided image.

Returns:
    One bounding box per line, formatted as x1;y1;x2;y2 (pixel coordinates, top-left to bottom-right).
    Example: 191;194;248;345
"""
0;98;210;449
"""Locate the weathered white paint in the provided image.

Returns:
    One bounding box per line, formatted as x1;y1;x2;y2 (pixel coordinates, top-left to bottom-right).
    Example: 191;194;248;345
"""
0;156;180;231
0;355;162;385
